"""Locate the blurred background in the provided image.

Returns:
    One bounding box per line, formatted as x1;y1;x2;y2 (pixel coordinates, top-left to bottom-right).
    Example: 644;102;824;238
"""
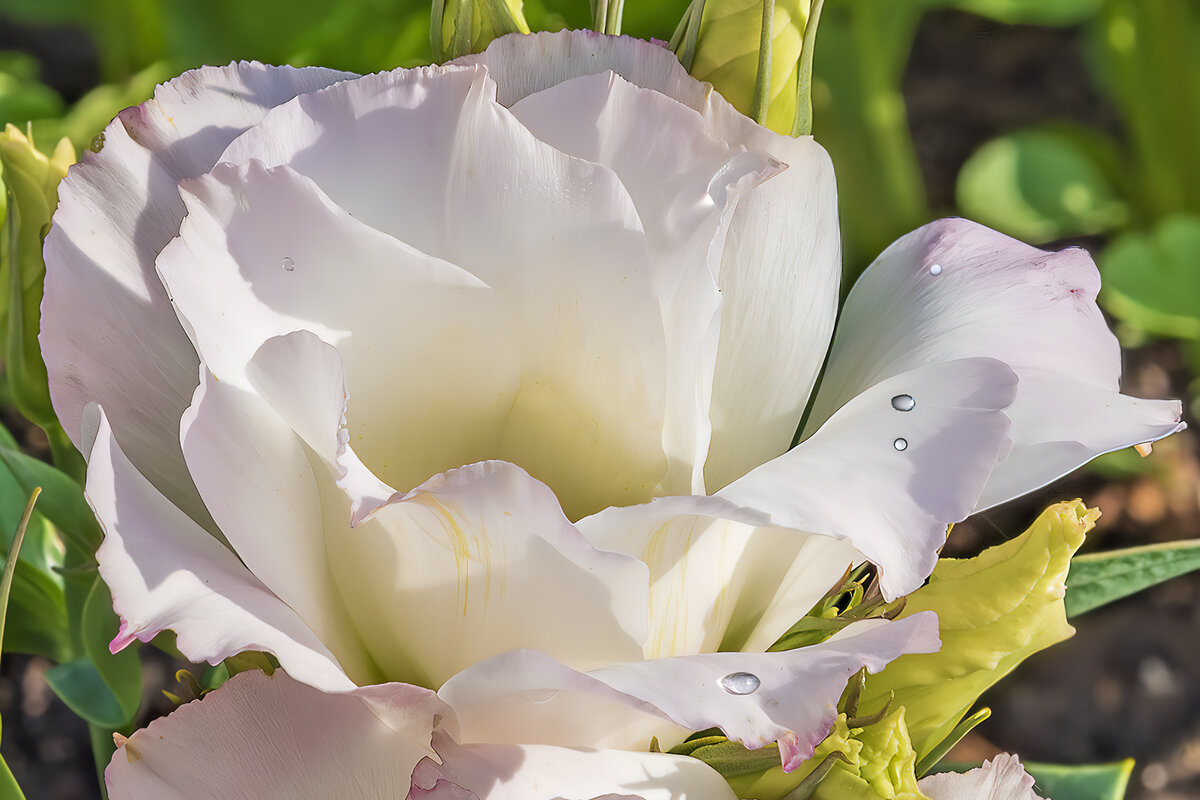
0;0;1197;797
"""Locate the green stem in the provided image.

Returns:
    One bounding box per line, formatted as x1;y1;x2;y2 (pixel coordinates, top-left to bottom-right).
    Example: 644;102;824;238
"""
592;0;610;32
430;0;447;60
791;0;825;136
751;0;776;124
0;488;40;657
88;724;114;800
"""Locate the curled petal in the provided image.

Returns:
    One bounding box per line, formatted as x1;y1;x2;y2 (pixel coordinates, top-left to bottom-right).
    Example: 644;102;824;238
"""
919;754;1044;800
85;404;352;691
806;218;1185;511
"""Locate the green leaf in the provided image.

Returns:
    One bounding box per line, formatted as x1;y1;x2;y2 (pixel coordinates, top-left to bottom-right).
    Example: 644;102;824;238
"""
1;557;69;661
0;445;102;554
1066;539;1200;617
956;127;1127;243
1099;214;1200;341
0;749;27;800
1024;760;1134;800
46;576;142;728
82;576;142;725
44;658;131;729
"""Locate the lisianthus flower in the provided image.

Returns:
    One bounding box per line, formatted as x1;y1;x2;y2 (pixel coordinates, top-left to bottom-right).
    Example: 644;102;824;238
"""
919;754;1046;799
43;30;1181;776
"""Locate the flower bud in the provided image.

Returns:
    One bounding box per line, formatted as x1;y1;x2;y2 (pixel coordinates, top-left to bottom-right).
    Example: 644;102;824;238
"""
0;124;74;428
433;0;531;61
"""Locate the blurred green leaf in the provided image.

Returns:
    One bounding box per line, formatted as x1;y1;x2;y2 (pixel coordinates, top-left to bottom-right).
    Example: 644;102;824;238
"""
0;746;26;800
1100;214;1200;341
30;63;168;157
1;557;69;661
1066;539;1200;616
940;0;1101;26
1025;760;1133;800
957;127;1127;243
0;53;64;126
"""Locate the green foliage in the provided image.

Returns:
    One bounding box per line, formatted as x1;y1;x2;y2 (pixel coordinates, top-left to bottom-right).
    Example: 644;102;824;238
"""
956;127;1127;243
1100;215;1200;341
0;53;63;126
861;501;1093;761
1024;760;1133;800
45;577;142;728
1066;538;1200;616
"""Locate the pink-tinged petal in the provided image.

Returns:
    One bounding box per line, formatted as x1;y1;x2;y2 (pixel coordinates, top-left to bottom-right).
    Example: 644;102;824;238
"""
577;497;863;658
216;64;679;518
85;405;353;691
719;358;1017;599
919;754;1044;800
42;62;350;529
806;218;1185;511
411;730;737;800
179;368;380;684
106;669;448;800
439;613;939;762
461;32;843;489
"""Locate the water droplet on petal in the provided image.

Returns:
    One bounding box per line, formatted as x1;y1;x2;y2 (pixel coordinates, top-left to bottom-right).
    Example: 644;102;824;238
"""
519;689;559;705
890;394;915;412
893;438;908;451
929;263;943;275
282;256;295;272
719;672;761;695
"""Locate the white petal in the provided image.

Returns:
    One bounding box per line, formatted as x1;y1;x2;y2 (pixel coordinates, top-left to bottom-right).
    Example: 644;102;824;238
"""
411;731;737;800
577;497;863;658
919;754;1044;800
720;358;1017;599
461;31;843;488
214;65;679;518
180;368;380;684
806;218;1185;510
85;405;352;691
508;68;782;495
106;669;447;800
440;613;939;764
43;62;349;528
330;460;651;689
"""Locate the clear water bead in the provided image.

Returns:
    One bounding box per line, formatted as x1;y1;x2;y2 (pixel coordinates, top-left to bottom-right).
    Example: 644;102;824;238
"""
282;256;295;272
929;263;943;275
719;671;761;695
893;438;909;451
890;394;915;412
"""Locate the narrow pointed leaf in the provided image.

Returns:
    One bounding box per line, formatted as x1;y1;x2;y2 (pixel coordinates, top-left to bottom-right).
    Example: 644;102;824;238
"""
1066;539;1200;617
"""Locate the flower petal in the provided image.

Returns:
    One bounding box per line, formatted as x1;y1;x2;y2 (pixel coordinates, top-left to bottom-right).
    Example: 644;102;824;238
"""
462;31;842;489
805;218;1185;511
411;731;737;800
213;64;679;518
43;62;349;528
720;358;1017;599
918;754;1043;800
329;459;651;688
179;368;380;684
106;669;447;800
439;613;939;764
85;404;352;690
577;497;863;658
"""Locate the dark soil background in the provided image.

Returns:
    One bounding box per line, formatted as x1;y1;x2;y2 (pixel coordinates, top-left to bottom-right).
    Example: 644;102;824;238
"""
1;8;1198;799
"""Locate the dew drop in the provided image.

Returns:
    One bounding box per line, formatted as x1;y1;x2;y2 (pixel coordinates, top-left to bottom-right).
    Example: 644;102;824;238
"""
890;394;915;412
719;671;761;695
282;256;295;272
893;437;909;451
929;263;943;275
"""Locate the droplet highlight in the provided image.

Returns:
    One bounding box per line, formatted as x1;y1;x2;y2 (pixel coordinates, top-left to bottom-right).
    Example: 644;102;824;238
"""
893;438;909;451
890;394;915;412
719;672;761;695
282;256;295;272
929;263;943;275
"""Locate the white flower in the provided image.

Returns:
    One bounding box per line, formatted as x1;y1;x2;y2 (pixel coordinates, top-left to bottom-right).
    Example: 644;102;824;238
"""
42;30;1181;789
